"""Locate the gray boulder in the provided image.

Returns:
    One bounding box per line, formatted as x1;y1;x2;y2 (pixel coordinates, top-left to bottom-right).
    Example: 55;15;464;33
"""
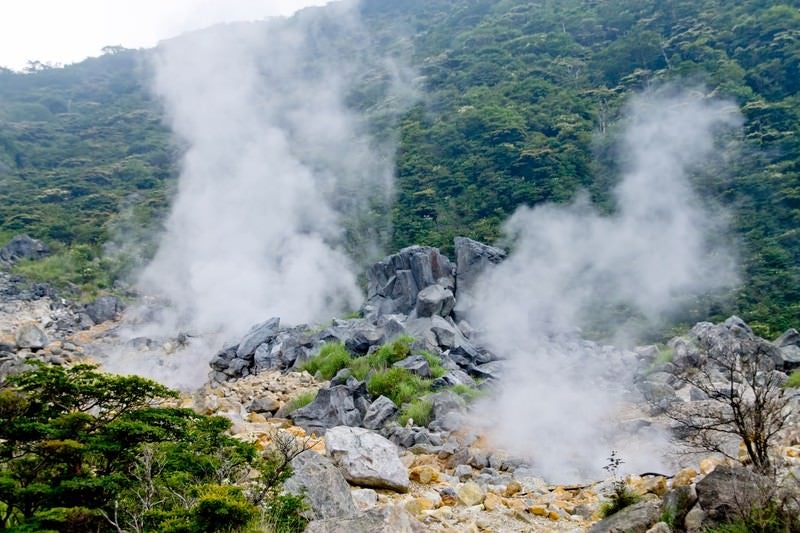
284;450;357;520
775;328;800;348
695;464;766;527
589;499;661;533
15;323;48;349
393;355;431;378
325;426;410;492
84;295;125;325
453;236;506;296
291;386;365;434
237;317;280;358
432;369;476;389
306;506;425;533
661;485;697;530
0;235;49;262
362;396;398;430
415;284;454;318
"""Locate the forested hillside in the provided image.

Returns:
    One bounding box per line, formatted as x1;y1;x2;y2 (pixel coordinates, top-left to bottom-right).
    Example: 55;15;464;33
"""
0;0;798;336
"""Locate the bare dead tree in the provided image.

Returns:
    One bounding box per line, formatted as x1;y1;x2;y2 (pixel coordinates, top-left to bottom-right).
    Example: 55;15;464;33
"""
665;337;791;474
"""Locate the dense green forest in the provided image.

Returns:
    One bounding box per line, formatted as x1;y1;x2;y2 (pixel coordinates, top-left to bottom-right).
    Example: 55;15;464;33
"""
0;0;798;336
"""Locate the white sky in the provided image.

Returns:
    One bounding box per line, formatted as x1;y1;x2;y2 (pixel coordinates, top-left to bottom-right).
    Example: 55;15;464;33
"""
0;0;330;70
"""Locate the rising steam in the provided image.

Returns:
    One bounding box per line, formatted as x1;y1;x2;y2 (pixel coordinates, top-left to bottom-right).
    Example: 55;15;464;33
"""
138;3;411;338
469;88;742;482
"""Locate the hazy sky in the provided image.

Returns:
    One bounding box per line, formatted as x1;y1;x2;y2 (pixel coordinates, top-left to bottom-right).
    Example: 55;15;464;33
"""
0;0;330;70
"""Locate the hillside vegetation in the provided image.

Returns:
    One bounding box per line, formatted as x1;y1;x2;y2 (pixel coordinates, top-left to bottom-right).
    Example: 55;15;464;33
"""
0;0;798;335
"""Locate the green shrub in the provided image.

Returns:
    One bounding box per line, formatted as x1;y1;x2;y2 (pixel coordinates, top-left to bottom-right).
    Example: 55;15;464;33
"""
367;367;429;406
370;335;414;367
398;399;433;427
785;370;800;388
261;493;308;533
191;485;257;533
599;485;641;518
301;343;351;379
284;391;317;414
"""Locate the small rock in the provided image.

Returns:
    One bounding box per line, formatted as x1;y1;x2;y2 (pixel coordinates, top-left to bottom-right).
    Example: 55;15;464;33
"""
362;396;398;430
671;467;697;488
504;480;522;497
646;523;671;533
439;487;458;506
409;465;440;484
351;488;378;511
248;396;279;414
325;426;410;493
457;481;485;506
483;492;504;511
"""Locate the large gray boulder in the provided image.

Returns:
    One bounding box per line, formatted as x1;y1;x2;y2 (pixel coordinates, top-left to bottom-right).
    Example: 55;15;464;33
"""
284;451;357;520
695;464;766;527
365;246;454;317
324;426;410;492
0;235;49;262
84;295;125;325
15;323;48;349
415;284;454;318
291;385;366;435
306;506;425;533
589;499;661;533
775;328;800;371
453;236;506;296
236;317;280;358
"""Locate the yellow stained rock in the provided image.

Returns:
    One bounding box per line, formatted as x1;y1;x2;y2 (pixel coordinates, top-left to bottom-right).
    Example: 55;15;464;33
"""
405;497;436;515
504;480;522;497
483;492;504;512
504;498;526;513
630;475;668;497
672;467;698;488
552;487;574;501
529;504;548;516
548;510;560;521
247;412;268;424
410;465;441;484
457;481;485;506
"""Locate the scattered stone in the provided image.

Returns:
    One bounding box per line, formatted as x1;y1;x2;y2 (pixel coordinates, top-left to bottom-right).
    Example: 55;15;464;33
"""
457;481;485;506
393;355;431;378
247;396;279;414
325;426;410;492
409;465;440;484
504;480;522;497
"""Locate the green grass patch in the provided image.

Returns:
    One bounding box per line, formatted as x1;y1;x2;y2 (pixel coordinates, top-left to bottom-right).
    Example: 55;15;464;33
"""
300;342;351;380
450;383;483;402
367;367;430;406
785;370;800;388
419;351;447;379
599;485;641;518
284;391;317;414
12;244;112;298
398;398;433;427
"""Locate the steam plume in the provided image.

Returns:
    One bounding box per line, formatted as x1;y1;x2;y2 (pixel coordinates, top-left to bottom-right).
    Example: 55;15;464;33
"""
469;88;741;482
138;3;411;338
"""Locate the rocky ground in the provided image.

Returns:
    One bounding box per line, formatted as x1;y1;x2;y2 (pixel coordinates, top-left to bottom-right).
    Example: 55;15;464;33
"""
2;234;800;532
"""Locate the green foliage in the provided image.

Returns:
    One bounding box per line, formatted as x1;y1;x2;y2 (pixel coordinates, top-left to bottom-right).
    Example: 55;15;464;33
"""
398;399;434;427
12;244;112;297
367;367;430;406
284;391;317;414
599;451;641;518
0;362;307;532
300;342;351;380
450;383;483;402
785;370;800;388
261;493;308;533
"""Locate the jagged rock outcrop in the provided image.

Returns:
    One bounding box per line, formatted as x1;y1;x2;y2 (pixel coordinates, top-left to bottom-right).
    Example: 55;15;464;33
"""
0;235;49;263
364;245;454;319
453;236;506;295
291;380;369;435
84;295;125;325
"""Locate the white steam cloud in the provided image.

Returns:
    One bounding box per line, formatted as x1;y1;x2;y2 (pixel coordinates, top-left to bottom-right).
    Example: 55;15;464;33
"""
138;3;411;338
469;89;741;482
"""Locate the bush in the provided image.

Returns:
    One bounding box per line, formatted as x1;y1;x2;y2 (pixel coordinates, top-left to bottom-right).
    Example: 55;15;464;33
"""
367;367;430;406
599;485;641;518
301;343;351;379
398;399;433;427
785;370;800;388
191;485;257;533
